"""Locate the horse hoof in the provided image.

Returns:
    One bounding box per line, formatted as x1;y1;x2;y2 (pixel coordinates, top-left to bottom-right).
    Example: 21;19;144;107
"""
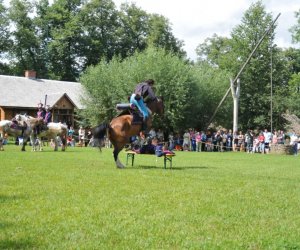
116;163;125;169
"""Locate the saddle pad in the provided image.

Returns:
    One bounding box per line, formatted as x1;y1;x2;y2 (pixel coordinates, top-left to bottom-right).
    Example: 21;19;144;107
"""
131;111;143;125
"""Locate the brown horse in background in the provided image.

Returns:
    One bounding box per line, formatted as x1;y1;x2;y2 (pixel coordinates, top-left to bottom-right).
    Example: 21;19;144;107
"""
93;97;164;168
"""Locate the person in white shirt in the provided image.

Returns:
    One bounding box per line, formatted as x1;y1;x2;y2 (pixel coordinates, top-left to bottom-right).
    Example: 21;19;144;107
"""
290;132;299;156
263;129;272;154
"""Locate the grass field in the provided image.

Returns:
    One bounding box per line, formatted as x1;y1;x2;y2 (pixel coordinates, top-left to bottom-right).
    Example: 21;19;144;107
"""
1;145;300;249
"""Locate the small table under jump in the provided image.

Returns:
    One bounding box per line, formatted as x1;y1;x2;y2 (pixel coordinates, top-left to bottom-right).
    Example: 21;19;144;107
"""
126;151;175;169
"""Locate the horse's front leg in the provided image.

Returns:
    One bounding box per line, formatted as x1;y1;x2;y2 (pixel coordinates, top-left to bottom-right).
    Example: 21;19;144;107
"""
53;137;58;151
0;138;4;151
21;140;26;151
61;136;66;151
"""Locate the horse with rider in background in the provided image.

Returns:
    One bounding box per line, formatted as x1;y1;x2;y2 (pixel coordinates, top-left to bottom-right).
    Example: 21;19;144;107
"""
15;114;68;151
0;116;43;151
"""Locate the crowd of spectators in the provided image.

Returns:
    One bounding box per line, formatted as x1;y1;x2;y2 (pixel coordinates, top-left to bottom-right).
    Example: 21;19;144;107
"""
131;127;299;156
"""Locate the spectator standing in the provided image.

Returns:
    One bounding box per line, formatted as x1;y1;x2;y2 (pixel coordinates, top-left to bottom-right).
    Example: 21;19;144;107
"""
252;135;260;153
168;132;174;151
263;129;272;154
237;131;245;151
200;131;207;152
245;130;254;153
290;132;299;156
190;129;196;151
226;129;233;151
195;132;201;152
277;130;285;144
78;126;85;146
67;126;75;147
86;130;92;147
233;131;239;152
258;132;265;153
182;130;191;151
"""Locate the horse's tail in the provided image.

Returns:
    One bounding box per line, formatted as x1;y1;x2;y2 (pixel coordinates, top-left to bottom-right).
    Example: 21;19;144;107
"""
92;123;110;150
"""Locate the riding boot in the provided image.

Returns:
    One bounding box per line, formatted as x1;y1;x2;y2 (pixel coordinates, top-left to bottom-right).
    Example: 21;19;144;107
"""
141;117;148;133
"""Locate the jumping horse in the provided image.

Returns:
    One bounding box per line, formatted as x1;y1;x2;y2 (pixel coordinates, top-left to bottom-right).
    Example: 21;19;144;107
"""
15;114;68;151
93;97;164;168
0;116;43;151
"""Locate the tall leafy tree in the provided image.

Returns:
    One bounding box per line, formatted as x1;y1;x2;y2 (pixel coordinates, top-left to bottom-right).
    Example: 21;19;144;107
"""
34;0;51;78
0;0;11;73
79;47;194;131
8;0;41;75
79;0;119;68
42;0;82;81
290;9;300;43
196;34;235;70
147;14;186;58
116;3;149;58
230;2;278;129
196;1;283;130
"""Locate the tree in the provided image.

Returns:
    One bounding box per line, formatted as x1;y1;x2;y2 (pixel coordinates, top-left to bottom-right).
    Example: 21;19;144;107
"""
41;0;82;81
192;62;232;129
196;1;284;130
195;34;235;70
290;9;300;44
7;0;41;75
147;14;186;58
79;47;194;131
0;0;11;73
115;3;149;58
79;0;119;68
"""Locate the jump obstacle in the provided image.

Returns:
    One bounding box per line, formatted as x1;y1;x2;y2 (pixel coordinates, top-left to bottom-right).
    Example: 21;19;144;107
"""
125;150;175;169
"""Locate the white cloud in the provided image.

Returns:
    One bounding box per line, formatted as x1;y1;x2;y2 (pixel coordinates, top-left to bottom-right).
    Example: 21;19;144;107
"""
113;0;300;61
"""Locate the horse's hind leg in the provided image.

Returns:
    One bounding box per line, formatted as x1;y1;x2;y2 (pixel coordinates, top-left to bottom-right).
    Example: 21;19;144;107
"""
113;145;125;169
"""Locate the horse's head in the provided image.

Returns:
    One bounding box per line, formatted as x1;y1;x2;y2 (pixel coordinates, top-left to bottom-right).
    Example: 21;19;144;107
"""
15;114;28;122
148;97;164;115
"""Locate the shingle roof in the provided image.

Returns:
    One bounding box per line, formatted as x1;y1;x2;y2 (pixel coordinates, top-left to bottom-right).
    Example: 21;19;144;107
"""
0;75;86;109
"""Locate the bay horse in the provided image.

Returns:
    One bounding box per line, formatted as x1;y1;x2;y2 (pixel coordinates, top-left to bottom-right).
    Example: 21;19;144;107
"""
93;97;164;168
0;117;43;151
15;114;68;151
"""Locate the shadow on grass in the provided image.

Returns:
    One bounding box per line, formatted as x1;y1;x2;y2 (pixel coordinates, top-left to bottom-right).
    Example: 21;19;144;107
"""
0;194;26;203
0;222;12;229
127;165;210;170
0;239;36;249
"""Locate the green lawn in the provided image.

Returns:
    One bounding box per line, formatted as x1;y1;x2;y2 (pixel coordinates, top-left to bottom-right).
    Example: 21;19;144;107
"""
1;145;300;249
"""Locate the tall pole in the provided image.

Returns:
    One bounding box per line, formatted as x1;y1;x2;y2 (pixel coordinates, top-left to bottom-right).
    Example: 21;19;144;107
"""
231;78;240;133
206;13;281;128
270;37;273;133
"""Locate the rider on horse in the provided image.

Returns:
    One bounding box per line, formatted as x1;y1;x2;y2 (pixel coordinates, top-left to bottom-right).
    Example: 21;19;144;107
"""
130;79;157;132
44;105;52;124
35;103;46;135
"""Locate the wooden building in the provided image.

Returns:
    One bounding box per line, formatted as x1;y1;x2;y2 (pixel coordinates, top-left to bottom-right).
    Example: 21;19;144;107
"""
0;70;86;128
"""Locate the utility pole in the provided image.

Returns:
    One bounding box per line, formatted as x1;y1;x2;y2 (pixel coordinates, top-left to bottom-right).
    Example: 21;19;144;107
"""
231;78;240;132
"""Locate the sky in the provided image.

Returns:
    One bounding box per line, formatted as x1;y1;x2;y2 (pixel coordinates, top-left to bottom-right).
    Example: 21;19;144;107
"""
113;0;300;61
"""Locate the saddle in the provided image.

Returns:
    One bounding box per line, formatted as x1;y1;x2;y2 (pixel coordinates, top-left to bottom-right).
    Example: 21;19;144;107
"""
9;123;23;130
116;103;143;125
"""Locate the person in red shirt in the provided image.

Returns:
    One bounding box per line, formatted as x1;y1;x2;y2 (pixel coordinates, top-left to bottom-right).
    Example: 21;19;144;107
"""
258;132;265;154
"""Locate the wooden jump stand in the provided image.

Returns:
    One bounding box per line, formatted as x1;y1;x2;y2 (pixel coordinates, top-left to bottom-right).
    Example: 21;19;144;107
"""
126;151;175;169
